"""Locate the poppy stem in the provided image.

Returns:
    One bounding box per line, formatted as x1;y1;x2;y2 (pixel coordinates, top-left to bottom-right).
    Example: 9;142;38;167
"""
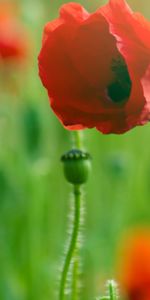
72;254;79;300
72;130;83;149
99;280;118;300
59;184;82;300
59;130;85;300
108;280;118;300
59;130;89;300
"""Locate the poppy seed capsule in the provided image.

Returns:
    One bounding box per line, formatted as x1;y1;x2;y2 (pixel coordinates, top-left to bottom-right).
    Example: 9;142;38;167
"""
61;149;91;184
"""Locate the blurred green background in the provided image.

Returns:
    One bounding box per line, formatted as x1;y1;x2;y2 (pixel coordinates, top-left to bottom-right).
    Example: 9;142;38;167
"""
0;0;150;299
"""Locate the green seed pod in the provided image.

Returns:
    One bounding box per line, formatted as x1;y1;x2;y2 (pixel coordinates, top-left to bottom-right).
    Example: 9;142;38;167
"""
61;149;91;185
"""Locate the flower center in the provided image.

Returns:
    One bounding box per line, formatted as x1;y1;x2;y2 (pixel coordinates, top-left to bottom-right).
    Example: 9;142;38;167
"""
107;56;132;104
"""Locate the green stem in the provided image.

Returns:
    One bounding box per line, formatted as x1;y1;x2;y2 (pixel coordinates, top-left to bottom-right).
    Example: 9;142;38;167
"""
108;281;118;300
59;185;81;300
71;254;79;300
71;130;83;299
73;131;83;149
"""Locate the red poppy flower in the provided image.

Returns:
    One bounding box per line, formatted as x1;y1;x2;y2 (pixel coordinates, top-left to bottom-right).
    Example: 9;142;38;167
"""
38;0;150;134
118;229;150;300
0;1;28;63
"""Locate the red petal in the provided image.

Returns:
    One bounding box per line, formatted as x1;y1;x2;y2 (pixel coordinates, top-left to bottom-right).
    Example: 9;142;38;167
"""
42;19;64;44
68;12;118;88
60;2;89;23
49;92;121;131
100;0;150;77
42;3;89;44
39;23;104;118
100;0;150;120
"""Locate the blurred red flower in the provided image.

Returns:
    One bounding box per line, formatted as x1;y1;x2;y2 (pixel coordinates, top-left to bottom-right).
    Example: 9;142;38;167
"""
38;0;150;134
118;229;150;300
0;1;28;63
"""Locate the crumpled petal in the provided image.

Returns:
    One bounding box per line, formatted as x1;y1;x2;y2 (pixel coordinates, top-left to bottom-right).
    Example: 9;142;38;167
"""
38;0;150;134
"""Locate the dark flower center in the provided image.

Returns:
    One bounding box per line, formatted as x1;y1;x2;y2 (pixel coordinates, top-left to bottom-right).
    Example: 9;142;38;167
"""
107;56;132;104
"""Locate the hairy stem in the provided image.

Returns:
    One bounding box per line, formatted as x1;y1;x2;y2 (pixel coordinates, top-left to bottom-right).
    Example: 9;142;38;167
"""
59;185;81;300
71;255;79;300
108;280;118;300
